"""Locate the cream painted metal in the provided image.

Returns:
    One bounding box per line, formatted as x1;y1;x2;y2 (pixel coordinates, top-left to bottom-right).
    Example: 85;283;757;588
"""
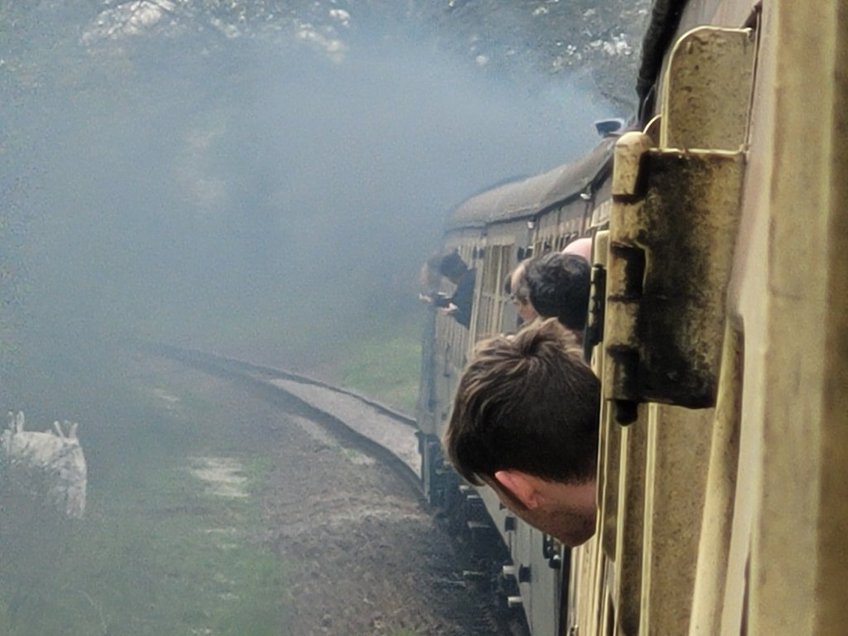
733;3;848;634
570;2;848;635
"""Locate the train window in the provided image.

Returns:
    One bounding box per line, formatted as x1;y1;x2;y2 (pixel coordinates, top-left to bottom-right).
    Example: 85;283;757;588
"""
476;244;512;336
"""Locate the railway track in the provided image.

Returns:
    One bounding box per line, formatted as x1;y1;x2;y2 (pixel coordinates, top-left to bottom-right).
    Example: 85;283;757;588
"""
144;342;530;636
144;342;423;497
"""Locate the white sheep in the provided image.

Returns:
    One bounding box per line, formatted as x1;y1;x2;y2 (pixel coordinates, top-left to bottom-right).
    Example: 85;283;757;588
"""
2;411;87;518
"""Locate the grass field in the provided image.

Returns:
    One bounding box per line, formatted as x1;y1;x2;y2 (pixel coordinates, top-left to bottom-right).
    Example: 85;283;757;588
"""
135;299;425;417
330;323;422;415
0;307;426;634
0;353;289;636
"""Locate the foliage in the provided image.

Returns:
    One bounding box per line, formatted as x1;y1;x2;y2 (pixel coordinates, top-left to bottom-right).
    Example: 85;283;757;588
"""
0;0;651;397
1;1;651;104
419;0;651;108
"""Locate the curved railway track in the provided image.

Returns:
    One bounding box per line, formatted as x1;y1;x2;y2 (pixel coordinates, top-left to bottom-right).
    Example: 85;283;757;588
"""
145;342;423;496
143;342;530;636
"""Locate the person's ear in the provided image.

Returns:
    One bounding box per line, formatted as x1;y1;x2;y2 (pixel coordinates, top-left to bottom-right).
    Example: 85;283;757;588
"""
493;470;541;509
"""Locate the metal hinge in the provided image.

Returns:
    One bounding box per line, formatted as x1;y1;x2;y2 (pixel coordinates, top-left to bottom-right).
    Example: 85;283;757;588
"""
584;263;606;361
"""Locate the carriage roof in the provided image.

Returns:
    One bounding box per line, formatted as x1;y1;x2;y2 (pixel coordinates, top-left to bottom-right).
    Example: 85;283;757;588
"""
446;138;614;230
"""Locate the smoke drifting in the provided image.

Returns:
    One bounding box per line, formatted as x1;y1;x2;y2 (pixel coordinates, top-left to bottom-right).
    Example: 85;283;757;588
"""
6;19;609;368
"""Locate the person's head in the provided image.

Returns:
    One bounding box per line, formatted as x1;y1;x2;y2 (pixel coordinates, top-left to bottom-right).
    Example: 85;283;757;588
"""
444;318;600;545
508;259;538;324
525;252;591;333
562;237;593;261
438;250;469;284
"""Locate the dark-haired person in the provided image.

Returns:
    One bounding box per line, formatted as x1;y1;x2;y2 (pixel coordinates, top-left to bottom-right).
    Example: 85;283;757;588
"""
525;252;591;340
443;318;600;546
434;250;476;328
417;250;475;328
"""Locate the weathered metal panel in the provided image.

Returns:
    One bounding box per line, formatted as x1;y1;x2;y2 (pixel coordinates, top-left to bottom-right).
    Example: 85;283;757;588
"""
605;148;745;420
661;27;756;150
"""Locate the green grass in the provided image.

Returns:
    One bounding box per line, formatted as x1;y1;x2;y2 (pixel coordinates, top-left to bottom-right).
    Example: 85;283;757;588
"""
332;326;422;415
0;362;289;636
163;306;425;416
0;305;425;634
138;299;426;416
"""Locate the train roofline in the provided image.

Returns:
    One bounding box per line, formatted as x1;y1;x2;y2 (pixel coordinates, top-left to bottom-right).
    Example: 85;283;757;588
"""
445;138;615;231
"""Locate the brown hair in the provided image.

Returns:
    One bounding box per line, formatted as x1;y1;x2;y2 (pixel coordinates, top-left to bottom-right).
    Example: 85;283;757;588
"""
444;319;600;485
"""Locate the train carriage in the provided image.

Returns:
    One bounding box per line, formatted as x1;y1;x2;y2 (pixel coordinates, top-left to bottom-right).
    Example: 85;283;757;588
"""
418;140;616;636
416;2;847;635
